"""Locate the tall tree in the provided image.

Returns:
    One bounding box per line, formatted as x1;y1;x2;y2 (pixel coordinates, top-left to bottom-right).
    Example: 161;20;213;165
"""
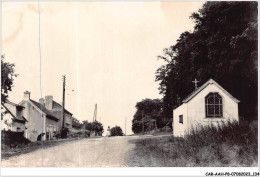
156;2;257;121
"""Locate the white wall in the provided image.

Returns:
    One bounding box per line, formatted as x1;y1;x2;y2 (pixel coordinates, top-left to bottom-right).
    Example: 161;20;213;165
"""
187;83;239;131
1;104;26;132
12;121;26;132
173;103;187;137
21;101;46;141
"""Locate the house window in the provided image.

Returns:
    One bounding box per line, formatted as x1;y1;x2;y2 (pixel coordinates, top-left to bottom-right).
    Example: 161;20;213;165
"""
205;92;223;118
17;127;21;132
179;115;183;124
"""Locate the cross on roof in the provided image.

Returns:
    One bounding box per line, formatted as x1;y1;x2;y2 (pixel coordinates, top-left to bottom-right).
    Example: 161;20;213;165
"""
192;78;199;89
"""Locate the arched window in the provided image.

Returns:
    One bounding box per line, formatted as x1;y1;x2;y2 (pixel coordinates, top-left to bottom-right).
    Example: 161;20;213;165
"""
205;92;223;118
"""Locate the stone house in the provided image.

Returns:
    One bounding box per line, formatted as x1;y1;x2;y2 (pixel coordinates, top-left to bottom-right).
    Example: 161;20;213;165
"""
49;98;73;131
20;91;60;141
68;117;84;135
1;100;27;132
173;79;240;137
72;117;82;130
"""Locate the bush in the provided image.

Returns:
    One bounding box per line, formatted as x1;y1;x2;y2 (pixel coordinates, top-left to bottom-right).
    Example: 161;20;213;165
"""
68;131;84;139
110;126;123;136
1;131;30;148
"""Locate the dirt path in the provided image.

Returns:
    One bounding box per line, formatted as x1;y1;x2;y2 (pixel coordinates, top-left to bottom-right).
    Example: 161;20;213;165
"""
1;136;139;167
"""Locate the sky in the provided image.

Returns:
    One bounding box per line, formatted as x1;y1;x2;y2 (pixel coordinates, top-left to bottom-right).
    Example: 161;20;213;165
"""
2;1;204;135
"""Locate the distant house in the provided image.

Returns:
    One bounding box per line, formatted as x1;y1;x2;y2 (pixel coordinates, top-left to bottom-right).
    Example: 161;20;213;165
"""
70;117;82;134
1;100;27;132
49;97;73;131
173;79;240;137
20;91;60;141
72;117;82;130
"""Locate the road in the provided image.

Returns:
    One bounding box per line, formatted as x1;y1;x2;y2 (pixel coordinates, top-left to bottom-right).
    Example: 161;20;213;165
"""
1;135;152;167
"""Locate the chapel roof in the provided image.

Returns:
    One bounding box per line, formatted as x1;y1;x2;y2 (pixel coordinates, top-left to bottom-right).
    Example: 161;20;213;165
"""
5;99;25;109
182;78;240;103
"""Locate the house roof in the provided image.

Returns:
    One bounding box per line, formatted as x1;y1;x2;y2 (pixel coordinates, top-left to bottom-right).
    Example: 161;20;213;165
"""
182;79;240;103
2;101;27;123
30;99;59;121
52;100;73;115
5;100;25;109
72;117;82;128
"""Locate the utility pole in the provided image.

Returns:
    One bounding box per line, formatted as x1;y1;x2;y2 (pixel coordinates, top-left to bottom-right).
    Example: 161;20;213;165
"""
142;111;144;135
91;104;97;135
93;104;97;122
62;75;66;129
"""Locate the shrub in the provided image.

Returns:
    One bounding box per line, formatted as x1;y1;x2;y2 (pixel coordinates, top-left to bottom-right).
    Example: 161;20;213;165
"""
110;126;123;136
1;131;30;148
68;131;84;139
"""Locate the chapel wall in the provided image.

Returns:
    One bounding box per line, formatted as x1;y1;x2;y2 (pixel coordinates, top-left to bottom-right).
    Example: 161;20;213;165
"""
173;103;187;137
187;84;239;131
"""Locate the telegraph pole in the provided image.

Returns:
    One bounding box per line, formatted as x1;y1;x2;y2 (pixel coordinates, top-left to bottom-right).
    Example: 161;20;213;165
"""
91;104;97;135
93;104;97;122
62;75;66;129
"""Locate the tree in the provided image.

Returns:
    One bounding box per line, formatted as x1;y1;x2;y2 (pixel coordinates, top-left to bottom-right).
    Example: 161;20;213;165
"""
82;120;92;131
82;120;104;135
132;98;166;134
91;121;104;135
110;126;123;136
156;2;258;121
1;55;18;119
1;55;18;104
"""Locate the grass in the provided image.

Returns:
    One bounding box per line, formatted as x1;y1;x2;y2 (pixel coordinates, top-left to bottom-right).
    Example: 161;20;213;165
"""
128;120;258;167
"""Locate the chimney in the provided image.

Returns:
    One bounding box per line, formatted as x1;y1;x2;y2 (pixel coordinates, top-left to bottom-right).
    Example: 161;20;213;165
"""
39;98;45;106
24;91;30;101
45;95;53;110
